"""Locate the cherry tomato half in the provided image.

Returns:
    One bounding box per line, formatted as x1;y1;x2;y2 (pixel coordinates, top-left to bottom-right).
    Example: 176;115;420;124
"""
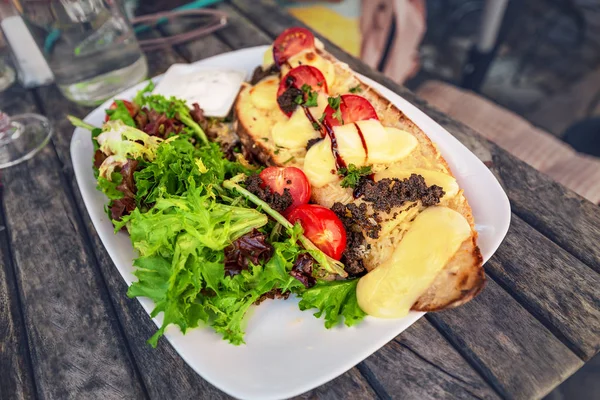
104;99;138;122
273;27;315;66
323;94;379;127
277;65;328;116
259;166;311;212
286;204;347;260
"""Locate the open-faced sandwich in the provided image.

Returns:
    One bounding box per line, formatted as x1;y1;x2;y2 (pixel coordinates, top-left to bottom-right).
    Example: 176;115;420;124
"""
69;26;485;348
236;27;485;317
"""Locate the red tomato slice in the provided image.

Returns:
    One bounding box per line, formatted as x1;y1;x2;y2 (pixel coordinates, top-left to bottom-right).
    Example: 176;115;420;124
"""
286;204;347;260
104;100;138;122
273;27;315;66
277;65;328;98
277;65;328;116
322;94;379;127
259;167;311;212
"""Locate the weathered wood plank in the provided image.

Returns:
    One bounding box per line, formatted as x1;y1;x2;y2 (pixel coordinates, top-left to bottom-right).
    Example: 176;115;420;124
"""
229;0;600;273
158;21;232;63
488;215;600;360
294;369;377;400
361;319;501;400
213;2;272;48
0;86;146;399
0;239;34;400
427;278;583;400
492;153;600;271
0;89;36;399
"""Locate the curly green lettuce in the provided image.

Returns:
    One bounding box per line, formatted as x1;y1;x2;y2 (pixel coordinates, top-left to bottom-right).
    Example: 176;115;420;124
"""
116;185;309;346
133;81;208;145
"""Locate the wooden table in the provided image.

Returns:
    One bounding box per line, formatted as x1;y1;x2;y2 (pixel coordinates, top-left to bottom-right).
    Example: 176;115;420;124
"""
1;2;599;399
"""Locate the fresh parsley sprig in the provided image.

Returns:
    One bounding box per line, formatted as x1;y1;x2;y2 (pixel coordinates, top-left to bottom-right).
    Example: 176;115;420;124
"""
338;164;372;188
349;84;362;93
327;95;344;124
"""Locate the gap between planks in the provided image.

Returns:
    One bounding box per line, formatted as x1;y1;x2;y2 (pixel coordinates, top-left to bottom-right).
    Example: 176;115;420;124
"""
0;185;39;399
29;89;152;400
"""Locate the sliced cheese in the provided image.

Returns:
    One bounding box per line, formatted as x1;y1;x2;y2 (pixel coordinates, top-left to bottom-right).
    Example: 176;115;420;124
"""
249;76;279;110
310;92;329;120
262;45;274;69
375;167;459;199
355;120;418;164
333;123;367;167
272;106;321;149
303;136;339;187
284;50;336;89
357;206;471;318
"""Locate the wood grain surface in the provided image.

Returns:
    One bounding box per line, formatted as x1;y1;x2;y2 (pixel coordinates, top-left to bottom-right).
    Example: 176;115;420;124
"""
0;1;598;399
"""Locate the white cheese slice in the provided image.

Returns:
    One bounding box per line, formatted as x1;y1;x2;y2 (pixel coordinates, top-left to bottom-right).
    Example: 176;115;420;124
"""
357;206;471;318
272;107;320;149
303;136;339;187
374;167;459;199
154;64;246;117
249;76;279;110
262;45;274;68
333;123;367;167
355;120;418;164
271;93;328;149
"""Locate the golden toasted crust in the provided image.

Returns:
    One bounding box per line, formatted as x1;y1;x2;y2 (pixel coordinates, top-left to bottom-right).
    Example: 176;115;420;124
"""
234;48;485;312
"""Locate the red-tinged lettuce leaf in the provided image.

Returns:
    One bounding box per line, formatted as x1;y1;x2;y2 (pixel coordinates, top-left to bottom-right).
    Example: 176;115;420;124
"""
297;279;366;328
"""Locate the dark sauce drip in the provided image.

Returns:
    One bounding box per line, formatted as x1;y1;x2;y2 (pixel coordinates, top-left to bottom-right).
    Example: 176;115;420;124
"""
322;121;346;169
353;122;369;160
303;106;318;128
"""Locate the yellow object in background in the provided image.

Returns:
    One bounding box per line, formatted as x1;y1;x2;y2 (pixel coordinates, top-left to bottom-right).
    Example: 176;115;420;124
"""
287;5;361;57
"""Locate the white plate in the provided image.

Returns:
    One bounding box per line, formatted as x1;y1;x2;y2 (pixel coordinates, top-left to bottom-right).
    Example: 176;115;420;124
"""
70;46;511;400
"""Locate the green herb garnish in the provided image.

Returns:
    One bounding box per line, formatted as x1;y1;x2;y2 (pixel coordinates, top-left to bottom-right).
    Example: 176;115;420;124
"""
349;85;362;93
297;83;319;107
328;95;344;124
338;164;372;188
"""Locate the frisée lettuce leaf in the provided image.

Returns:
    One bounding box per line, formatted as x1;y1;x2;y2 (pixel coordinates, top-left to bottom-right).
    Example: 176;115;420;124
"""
116;183;308;345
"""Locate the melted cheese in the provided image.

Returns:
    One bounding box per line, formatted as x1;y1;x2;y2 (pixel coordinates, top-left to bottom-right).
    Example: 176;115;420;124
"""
357;206;471;318
271;93;328;149
272;107;320;149
249;76;279;110
356;120;418;164
284;50;336;89
331;120;418;167
375;167;459;199
262;46;274;69
333;124;367;166
303;136;339;187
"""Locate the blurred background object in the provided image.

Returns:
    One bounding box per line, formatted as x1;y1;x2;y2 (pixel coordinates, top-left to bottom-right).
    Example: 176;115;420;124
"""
0;0;52;89
15;0;148;105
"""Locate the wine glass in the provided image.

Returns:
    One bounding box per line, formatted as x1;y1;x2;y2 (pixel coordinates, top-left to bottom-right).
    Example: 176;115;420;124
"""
0;111;52;168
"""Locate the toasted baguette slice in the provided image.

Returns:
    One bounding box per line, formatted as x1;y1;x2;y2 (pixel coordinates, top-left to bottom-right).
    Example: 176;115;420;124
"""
234;46;485;312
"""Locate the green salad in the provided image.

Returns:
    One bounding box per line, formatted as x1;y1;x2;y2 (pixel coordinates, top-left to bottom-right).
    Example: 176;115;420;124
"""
69;82;365;346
